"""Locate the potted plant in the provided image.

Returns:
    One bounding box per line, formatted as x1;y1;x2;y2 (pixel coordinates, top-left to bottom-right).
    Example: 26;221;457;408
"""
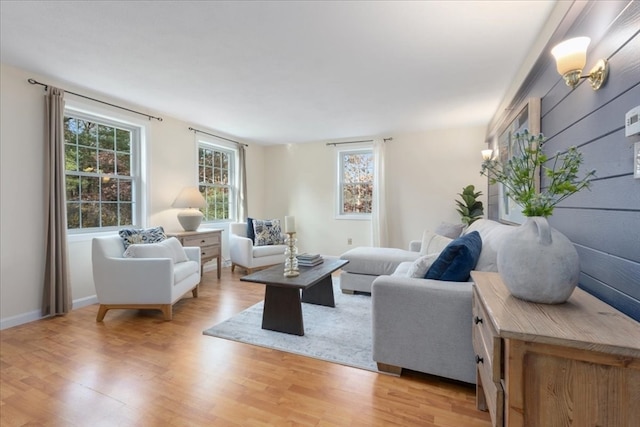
480;130;595;304
455;185;484;225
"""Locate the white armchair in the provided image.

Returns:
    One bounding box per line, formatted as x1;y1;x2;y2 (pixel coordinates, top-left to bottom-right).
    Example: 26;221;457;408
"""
92;235;201;321
229;222;287;274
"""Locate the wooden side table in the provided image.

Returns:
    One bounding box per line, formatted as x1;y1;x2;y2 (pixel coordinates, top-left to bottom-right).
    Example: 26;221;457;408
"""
167;229;222;279
471;271;640;427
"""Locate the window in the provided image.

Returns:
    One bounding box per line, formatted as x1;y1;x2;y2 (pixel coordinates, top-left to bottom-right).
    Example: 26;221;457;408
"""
198;143;236;221
64;112;141;231
337;148;374;217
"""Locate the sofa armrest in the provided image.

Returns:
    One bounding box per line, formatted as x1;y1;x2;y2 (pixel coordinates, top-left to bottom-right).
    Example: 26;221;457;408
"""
183;246;201;264
371;275;476;384
93;257;174;303
409;240;421;252
229;233;254;267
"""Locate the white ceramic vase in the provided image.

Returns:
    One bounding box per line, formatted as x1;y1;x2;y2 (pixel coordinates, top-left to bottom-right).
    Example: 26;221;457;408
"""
497;216;580;304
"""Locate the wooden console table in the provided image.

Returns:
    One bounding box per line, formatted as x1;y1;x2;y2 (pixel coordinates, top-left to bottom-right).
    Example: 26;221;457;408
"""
167;229;222;279
471;271;640;427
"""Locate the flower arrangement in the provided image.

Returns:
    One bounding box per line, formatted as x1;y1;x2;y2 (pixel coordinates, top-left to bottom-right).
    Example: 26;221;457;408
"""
481;130;595;217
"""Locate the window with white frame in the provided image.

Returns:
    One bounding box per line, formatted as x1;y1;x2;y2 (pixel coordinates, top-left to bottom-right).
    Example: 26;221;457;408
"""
198;142;236;221
64;111;141;230
337;148;374;217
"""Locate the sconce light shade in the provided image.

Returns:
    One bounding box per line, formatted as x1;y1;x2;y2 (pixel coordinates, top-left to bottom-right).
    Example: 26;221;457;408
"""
551;37;590;75
551;36;608;90
481;149;494;161
172;187;206;231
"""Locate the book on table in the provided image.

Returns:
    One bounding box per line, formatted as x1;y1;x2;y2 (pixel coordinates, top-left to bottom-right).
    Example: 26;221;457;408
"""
297;253;323;266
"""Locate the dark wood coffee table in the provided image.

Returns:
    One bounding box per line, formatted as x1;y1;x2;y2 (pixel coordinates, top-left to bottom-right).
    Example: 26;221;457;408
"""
240;258;349;335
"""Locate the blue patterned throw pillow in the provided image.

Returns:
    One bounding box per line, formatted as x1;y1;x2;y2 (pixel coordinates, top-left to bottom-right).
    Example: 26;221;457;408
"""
119;226;167;249
252;219;283;246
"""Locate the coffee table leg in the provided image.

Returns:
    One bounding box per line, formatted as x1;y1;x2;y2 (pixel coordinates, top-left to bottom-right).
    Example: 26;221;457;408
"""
301;275;335;307
262;285;304;336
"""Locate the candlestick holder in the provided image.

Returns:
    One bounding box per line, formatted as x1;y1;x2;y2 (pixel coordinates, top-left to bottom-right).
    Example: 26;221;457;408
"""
284;232;299;277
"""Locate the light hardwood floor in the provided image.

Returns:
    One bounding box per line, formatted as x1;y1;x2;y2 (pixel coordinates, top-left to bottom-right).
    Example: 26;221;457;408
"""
1;267;491;426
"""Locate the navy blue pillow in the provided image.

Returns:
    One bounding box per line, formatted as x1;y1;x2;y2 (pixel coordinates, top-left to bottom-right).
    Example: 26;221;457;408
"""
425;231;482;282
247;217;255;243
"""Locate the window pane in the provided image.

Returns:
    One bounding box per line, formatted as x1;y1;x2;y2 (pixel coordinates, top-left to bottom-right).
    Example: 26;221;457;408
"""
78;146;97;172
67;202;80;229
119;180;132;202
78;120;98;147
81;176;100;201
64;117;77;144
80;203;100;228
65;144;78;172
116;153;130;176
119;203;133;226
66;176;80;201
101;176;118;201
204;149;213;167
115;128;131;152
98;125;114;150
101;203;118;227
221;152;229;169
214;167;221;184
98;150;115;174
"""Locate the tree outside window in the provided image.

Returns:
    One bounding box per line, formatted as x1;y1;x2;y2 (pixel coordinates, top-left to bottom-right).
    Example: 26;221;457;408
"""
339;149;373;215
198;144;235;221
64;115;137;230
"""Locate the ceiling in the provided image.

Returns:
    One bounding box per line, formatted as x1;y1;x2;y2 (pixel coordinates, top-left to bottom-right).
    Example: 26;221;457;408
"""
0;1;557;145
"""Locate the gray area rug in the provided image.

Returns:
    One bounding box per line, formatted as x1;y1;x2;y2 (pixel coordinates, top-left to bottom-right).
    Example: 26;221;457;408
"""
203;281;377;372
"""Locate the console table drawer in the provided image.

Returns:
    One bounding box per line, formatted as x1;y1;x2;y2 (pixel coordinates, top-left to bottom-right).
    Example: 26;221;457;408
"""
183;234;220;248
472;287;501;383
200;245;221;259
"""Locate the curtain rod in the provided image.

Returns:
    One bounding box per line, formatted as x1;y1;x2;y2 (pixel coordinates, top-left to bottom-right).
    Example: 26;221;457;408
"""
188;127;248;147
326;137;393;146
28;78;163;122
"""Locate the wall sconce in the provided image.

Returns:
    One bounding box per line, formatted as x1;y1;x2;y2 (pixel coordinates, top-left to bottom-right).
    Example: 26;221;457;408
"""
481;149;494;161
551;37;608;90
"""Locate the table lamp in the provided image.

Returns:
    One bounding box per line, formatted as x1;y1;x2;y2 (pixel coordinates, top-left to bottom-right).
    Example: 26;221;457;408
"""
172;187;206;231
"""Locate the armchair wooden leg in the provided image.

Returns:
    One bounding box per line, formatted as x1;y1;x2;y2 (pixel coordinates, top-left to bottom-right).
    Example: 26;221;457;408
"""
192;285;199;298
96;305;109;322
231;264;236;272
161;305;172;321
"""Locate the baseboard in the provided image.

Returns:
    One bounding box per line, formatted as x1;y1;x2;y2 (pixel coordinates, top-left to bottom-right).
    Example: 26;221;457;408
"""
0;294;99;330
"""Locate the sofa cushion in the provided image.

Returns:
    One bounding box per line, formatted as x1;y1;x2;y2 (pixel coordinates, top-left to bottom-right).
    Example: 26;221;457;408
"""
252;219;284;246
119;226;166;249
434;222;465;239
463;220;514;272
405;253;440;278
123;237;189;264
253;244;286;258
419;230;453;256
341;247;420;276
425;231;482;282
174;260;199;283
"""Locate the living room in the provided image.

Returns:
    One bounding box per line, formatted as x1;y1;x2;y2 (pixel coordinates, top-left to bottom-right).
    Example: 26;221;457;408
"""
1;1;639;425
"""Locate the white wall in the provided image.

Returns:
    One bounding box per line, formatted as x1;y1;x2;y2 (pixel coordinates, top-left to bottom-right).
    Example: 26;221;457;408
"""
261;127;488;257
1;61;486;329
0;63;265;328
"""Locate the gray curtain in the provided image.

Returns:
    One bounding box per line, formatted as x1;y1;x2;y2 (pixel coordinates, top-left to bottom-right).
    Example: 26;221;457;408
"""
237;144;248;222
42;86;72;316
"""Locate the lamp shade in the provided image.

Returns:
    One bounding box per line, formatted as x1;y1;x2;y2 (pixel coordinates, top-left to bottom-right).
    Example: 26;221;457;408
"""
172;187;206;209
551;37;590;75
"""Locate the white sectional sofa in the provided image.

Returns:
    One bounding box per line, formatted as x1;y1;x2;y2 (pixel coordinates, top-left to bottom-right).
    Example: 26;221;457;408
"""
342;219;515;383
